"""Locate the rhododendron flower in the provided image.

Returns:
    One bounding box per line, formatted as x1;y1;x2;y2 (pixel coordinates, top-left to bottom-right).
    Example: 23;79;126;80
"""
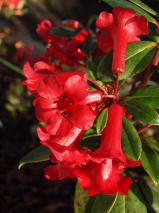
36;19;81;45
74;104;141;196
34;75;102;136
44;153;76;180
37;125;89;167
22;61;87;96
48;29;89;68
74;160;133;196
96;7;149;74
89;104;142;167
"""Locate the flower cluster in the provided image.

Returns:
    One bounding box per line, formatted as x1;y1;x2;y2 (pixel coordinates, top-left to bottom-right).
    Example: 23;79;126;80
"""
22;7;148;196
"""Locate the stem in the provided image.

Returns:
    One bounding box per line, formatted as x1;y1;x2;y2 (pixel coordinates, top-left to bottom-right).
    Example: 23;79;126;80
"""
102;94;118;100
87;77;108;94
0;57;24;76
113;73;119;95
137;124;152;134
138;44;159;88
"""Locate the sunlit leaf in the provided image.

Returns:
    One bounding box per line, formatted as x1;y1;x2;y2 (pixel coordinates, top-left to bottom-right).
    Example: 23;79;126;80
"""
128;0;159;18
19;145;51;169
96;108;108;134
140;141;159;186
123;101;159;125
122;116;141;160
124;86;159;109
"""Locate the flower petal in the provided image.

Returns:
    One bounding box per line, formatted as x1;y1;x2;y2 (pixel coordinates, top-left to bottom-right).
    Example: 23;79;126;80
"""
37;75;63;99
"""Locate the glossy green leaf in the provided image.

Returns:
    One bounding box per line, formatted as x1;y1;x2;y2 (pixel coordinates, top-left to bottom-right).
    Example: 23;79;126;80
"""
148;24;159;43
96;108;108;134
139;178;159;213
124;86;159;109
128;0;159;18
122;116;141;160
51;27;79;37
97;41;156;82
80;135;100;151
85;194;117;213
83;126;98;139
102;0;157;24
18;145;51;169
110;183;147;213
140;141;159;186
123;101;159;125
74;183;89;213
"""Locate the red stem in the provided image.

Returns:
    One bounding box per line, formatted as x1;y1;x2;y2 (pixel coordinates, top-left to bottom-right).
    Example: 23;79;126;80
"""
137;124;152;134
87;77;108;94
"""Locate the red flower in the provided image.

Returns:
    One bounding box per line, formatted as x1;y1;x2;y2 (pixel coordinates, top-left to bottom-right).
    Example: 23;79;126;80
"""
48;29;89;68
22;61;61;96
73;104;141;196
89;104;141;167
34;75;102;136
36;19;81;45
37;125;89;167
74;160;133;196
96;7;149;74
22;61;87;96
44;154;76;180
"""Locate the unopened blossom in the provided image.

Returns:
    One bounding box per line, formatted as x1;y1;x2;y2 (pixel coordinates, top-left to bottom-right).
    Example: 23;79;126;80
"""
36;19;81;45
48;29;89;68
34;74;102;136
96;7;149;74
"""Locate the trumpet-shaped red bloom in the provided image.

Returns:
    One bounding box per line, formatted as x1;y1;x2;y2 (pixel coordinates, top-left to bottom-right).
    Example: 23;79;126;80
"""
74;104;141;196
96;7;149;74
34;75;102;136
48;29;89;68
74;159;133;196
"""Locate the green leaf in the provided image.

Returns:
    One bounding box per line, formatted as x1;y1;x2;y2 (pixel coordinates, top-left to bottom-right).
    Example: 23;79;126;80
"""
74;182;89;213
139;178;159;213
51;27;79;37
124;86;159;109
102;0;157;24
96;108;108;134
97;41;156;82
123;101;159;125
85;194;117;213
140;141;159;186
128;0;159;18
110;183;147;213
82;37;97;56
122;116;141;160
142;139;159;152
80;136;100;151
148;24;159;43
18;145;51;169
